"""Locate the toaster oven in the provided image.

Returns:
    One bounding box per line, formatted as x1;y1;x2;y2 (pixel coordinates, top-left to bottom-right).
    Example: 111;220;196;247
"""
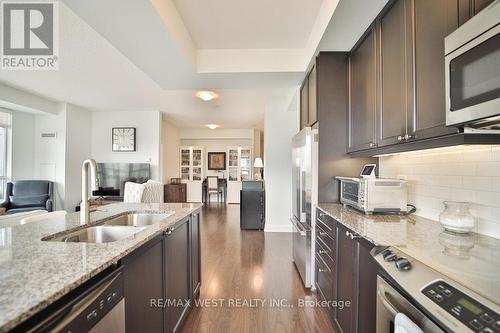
336;177;407;214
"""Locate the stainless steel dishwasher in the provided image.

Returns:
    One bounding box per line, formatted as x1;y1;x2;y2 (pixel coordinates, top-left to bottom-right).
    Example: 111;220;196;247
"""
26;267;125;333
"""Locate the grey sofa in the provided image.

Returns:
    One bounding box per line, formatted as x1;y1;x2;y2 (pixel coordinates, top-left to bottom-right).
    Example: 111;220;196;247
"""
0;180;54;214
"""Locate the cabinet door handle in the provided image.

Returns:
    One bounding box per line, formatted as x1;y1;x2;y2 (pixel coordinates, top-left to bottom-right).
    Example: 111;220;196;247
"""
319;231;327;236
319;268;330;273
404;134;415;141
345;230;361;240
369;142;377;148
397;135;404;142
318;250;328;254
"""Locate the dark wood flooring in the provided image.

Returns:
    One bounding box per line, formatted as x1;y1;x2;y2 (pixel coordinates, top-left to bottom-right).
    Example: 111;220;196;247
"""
181;204;336;333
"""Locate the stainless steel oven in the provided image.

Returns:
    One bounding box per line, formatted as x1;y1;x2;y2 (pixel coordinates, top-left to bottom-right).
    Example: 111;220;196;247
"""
445;0;500;128
377;275;443;332
373;247;500;333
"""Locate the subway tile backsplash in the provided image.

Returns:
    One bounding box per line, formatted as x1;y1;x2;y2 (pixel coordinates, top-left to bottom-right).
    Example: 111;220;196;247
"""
379;145;500;239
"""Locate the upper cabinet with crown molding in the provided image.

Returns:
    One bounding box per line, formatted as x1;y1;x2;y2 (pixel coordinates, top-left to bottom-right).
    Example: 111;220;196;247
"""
347;0;488;154
300;66;318;129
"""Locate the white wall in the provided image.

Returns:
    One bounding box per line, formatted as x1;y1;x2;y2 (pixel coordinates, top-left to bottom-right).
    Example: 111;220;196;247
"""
0;82;59;115
65;104;92;211
162;119;180;183
379;145;500;239
253;128;262;159
34;107;67;210
11;111;35;180
91;111;162;180
264;93;299;232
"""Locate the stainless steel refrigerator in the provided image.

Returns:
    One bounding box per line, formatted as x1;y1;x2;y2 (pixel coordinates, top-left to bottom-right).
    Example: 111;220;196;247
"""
291;126;318;289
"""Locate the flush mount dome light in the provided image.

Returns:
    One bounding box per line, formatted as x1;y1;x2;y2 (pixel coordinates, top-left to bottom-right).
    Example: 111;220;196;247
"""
196;90;218;101
206;124;220;130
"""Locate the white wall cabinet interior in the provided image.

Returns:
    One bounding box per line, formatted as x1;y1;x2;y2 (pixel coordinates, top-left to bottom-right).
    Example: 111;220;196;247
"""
179;146;204;202
226;147;252;203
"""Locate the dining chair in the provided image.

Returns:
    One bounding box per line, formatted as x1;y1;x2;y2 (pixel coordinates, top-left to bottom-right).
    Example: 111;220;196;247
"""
207;176;222;203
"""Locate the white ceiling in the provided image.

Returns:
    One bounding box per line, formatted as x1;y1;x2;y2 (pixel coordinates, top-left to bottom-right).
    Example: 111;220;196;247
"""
0;0;388;129
318;0;388;51
173;0;323;49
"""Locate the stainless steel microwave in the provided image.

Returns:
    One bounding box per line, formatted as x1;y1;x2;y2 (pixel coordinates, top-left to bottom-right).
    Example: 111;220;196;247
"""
445;0;500;129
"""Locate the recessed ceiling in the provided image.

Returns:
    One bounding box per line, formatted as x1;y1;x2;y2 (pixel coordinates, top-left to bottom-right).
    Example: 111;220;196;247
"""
0;0;388;130
173;0;323;49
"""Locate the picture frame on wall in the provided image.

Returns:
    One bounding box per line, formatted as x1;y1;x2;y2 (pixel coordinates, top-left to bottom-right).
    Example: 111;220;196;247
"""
112;127;136;152
208;152;226;170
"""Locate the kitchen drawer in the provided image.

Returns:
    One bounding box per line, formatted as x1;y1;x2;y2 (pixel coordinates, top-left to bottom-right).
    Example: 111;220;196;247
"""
315;253;334;302
316;235;334;264
316;210;335;236
316;223;334;254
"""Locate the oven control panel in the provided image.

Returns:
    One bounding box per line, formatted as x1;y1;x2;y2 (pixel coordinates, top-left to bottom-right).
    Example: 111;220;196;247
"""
422;280;500;333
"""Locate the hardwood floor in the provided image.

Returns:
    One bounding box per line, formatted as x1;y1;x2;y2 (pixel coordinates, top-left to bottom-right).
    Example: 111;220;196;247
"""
181;204;336;333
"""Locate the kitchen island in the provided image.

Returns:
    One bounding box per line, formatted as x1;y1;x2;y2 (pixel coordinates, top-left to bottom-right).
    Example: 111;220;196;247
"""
0;202;201;332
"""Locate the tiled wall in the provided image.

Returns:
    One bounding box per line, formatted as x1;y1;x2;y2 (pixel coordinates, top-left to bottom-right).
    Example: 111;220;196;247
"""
379;145;500;239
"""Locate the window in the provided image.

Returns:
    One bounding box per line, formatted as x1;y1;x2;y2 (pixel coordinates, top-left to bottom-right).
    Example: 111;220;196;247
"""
0;110;12;201
0;127;7;200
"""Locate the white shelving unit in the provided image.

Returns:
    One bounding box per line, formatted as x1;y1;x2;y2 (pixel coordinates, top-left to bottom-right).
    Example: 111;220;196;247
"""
179;146;204;202
226;146;253;203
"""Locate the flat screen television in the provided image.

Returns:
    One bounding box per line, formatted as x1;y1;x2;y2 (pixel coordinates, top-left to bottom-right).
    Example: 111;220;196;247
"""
94;163;150;198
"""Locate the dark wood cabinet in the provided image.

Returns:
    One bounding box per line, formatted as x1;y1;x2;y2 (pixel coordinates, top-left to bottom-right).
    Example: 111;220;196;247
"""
123;235;164;333
315;52;378;202
308;65;317;126
355;238;378;333
164;217;191;333
347;0;464;153
409;0;459;140
473;0;494;13
299;65;318;130
315;211;337;319
334;224;356;333
315;208;378;333
377;0;411;146
459;0;495;25
348;26;377;152
164;184;187;203
190;212;201;299
300;78;309;129
122;211;201;333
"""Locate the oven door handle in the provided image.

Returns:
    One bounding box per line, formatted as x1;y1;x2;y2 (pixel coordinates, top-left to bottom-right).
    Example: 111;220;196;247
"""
378;286;399;317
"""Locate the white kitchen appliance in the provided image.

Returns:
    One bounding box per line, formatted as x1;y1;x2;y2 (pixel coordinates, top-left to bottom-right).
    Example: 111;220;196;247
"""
336;165;407;214
445;0;500;129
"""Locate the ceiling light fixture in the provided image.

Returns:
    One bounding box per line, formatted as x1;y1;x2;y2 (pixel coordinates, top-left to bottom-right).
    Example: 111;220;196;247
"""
196;90;218;101
206;124;220;130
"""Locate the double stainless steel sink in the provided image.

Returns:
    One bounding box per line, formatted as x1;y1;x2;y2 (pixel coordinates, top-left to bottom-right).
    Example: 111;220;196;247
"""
46;212;174;243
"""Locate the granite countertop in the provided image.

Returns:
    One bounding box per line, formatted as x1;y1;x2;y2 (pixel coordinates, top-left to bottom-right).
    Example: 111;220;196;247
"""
0;202;201;332
317;203;500;307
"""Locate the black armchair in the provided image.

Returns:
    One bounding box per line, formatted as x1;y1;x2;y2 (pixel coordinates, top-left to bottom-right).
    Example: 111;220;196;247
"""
0;180;54;214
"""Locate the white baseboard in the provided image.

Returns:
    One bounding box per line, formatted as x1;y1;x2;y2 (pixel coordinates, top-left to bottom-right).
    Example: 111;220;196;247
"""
264;224;293;232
